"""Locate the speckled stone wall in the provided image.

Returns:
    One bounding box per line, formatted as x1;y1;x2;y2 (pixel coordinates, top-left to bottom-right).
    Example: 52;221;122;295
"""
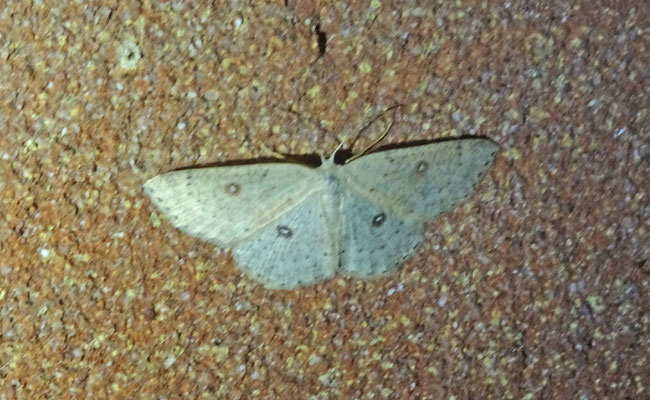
0;1;647;399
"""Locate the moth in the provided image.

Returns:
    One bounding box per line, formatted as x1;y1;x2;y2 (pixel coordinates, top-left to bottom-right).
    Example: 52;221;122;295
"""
144;139;497;289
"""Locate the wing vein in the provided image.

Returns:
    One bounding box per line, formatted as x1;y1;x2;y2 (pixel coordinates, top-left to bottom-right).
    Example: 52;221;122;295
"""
339;172;422;222
227;184;324;246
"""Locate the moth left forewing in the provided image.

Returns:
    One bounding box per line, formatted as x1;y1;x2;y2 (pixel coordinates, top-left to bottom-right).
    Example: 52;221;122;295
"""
143;163;315;247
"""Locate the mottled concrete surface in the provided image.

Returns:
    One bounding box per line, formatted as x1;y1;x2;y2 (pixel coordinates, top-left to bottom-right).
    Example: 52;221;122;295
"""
0;1;647;399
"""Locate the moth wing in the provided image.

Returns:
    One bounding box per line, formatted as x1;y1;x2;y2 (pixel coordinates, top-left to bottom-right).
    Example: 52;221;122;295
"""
342;139;497;220
339;188;422;278
231;190;338;289
144;163;314;247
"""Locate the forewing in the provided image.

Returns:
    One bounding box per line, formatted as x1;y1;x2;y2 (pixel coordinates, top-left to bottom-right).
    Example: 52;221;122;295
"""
343;139;497;219
143;163;314;247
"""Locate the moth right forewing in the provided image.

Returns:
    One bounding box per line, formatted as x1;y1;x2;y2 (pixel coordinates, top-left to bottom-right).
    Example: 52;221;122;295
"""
342;139;498;220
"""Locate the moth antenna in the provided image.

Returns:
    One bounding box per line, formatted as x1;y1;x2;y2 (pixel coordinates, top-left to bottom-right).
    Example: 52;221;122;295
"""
328;141;346;161
346;104;402;163
346;119;394;163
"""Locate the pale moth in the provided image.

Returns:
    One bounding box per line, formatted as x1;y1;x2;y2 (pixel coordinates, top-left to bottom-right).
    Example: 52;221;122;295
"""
144;139;497;289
